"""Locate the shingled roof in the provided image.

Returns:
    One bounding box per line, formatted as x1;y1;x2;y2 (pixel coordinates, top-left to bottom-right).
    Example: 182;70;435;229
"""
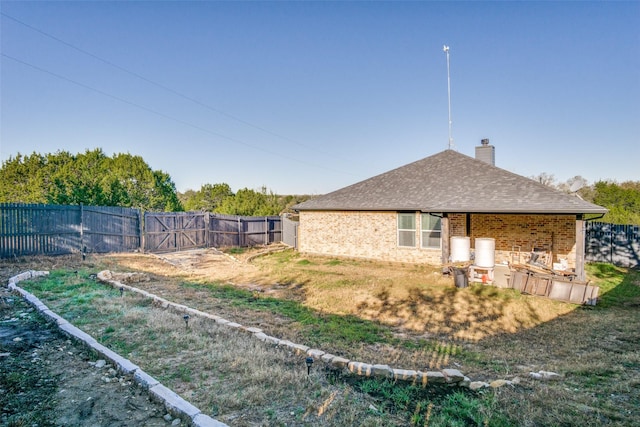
294;150;607;214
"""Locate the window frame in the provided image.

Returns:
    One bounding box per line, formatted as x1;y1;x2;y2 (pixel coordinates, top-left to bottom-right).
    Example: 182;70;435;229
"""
421;213;443;249
397;212;417;247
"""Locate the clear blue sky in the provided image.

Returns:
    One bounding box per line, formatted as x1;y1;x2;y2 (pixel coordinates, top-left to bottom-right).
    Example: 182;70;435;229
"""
1;1;638;195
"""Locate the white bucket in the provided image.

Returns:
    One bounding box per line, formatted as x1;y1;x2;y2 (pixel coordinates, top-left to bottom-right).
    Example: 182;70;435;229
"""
450;237;471;262
475;238;495;267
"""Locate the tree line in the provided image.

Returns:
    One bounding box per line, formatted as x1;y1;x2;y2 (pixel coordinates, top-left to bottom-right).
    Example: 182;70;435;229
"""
531;174;640;225
1;149;636;223
0;149;309;215
177;184;309;216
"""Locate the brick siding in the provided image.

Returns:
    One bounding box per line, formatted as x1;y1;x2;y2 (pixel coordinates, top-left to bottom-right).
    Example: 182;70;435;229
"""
298;211;441;264
299;211;577;268
468;214;577;268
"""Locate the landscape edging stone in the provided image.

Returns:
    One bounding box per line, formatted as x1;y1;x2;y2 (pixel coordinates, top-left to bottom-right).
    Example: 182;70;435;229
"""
7;271;228;427
95;270;536;391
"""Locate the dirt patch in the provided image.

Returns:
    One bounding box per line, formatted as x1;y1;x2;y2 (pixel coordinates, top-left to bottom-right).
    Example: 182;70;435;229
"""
150;248;265;284
0;286;176;427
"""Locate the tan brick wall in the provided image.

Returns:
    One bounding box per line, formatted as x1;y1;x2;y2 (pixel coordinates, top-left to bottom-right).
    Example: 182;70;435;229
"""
298;211;441;264
469;214;577;268
449;213;467;236
298;211;577;268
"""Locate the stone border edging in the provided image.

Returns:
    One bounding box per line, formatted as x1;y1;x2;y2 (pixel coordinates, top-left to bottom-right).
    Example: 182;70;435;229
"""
97;270;477;389
5;270;229;427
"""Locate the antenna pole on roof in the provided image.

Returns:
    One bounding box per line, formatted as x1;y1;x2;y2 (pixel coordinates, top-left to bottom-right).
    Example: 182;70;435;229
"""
443;45;454;150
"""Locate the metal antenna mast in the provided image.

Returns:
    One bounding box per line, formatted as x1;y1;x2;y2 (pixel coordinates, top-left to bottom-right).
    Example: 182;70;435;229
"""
443;45;454;150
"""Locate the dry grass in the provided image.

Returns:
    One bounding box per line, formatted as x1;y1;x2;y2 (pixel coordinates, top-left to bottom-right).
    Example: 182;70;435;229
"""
250;251;579;340
20;277;406;426
4;248;639;426
98;249;580;368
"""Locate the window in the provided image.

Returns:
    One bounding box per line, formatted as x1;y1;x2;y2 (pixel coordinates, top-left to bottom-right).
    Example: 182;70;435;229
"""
421;213;442;249
398;213;416;247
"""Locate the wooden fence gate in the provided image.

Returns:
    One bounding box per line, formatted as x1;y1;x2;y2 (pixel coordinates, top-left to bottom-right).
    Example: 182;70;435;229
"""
144;212;281;253
144;212;207;253
1;204;283;257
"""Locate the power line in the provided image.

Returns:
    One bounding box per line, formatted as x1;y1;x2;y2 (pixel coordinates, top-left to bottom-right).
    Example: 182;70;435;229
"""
0;12;343;160
1;53;355;177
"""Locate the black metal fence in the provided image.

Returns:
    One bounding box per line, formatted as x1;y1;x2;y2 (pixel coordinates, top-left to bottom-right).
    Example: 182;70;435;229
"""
585;222;639;268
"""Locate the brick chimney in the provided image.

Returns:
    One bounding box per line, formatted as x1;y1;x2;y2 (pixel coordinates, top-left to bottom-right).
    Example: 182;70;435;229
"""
475;139;495;166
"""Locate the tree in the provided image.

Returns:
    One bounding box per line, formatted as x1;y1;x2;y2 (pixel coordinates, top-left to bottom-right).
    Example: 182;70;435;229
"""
555;175;595;202
178;184;312;215
279;194;312;213
592;181;640;225
151;170;183;212
217;187;281;216
181;183;233;212
0;149;182;211
0;152;49;203
526;174;640;224
530;172;556;187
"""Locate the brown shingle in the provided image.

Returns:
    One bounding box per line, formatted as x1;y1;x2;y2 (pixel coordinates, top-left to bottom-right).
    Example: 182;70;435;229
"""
293;150;607;214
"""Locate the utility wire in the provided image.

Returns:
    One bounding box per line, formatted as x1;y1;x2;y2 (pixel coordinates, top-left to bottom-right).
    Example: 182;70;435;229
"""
1;53;354;177
0;12;344;161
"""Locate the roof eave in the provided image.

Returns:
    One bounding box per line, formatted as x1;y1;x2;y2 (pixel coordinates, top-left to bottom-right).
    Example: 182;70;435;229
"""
295;206;609;215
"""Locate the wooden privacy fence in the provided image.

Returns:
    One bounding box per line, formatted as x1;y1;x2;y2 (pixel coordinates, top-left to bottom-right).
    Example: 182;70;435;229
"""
281;215;299;249
144;212;281;253
5;204;637;268
1;204;283;257
144;211;207;253
585;222;639;268
0;203;141;257
209;213;281;249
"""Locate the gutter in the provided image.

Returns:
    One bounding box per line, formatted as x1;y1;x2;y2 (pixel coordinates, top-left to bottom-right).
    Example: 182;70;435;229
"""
584;213;606;222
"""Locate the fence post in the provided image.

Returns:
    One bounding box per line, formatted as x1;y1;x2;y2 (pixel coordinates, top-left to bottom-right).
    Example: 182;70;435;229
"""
139;210;145;253
80;203;84;255
610;224;614;265
121;208;126;252
205;212;210;249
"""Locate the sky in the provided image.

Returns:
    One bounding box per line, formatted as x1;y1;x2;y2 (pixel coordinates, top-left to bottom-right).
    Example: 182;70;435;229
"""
1;1;638;196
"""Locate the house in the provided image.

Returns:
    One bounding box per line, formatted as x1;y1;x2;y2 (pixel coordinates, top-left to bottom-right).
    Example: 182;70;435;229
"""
292;142;607;280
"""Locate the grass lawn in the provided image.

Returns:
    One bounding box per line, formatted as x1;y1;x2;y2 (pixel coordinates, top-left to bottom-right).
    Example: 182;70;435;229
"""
8;249;640;426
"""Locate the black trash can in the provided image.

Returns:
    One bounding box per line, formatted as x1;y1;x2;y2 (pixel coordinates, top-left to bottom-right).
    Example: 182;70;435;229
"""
453;267;468;288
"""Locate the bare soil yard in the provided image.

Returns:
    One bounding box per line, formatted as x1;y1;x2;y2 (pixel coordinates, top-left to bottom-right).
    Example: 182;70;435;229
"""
1;263;169;426
2;247;639;426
